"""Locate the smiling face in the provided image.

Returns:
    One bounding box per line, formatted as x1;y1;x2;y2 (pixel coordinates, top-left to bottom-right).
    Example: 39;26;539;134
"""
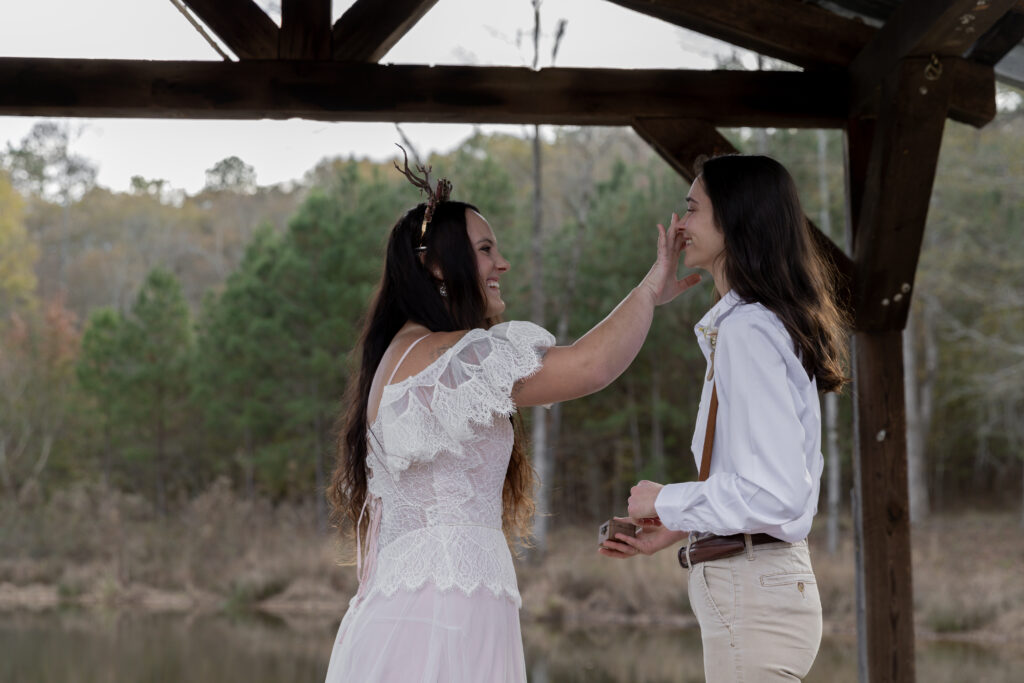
465;208;510;318
681;176;726;280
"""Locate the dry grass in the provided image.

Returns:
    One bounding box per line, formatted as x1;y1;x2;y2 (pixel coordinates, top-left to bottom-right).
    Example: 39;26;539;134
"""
3;481;1024;645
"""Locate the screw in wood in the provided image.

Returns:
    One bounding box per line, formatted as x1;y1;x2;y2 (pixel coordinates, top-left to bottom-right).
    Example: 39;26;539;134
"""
901;283;911;293
881;298;891;306
876;429;887;442
894;293;903;302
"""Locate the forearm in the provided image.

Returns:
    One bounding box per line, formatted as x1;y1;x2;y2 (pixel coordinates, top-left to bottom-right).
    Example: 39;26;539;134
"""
570;284;658;390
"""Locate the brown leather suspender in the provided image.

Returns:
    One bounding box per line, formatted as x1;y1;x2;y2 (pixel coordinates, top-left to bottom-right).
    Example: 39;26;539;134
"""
698;383;717;482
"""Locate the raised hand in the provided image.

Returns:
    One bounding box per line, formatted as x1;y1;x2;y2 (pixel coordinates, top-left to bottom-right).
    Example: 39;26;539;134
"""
639;213;701;306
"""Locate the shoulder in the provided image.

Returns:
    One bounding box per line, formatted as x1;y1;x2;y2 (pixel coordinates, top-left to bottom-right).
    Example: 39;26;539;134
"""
718;303;791;355
419;330;472;362
452;321;555;364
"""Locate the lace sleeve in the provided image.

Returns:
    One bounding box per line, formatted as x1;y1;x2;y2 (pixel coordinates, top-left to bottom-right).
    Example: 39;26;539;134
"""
375;321;555;476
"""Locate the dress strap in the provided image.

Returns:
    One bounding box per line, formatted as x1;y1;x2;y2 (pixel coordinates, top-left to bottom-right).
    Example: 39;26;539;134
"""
386;333;432;385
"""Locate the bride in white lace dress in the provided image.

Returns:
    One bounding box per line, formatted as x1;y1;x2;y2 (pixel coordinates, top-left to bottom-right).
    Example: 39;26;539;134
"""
324;164;699;682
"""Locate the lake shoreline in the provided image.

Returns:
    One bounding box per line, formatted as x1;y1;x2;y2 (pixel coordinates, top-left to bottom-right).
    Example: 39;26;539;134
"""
2;579;1021;649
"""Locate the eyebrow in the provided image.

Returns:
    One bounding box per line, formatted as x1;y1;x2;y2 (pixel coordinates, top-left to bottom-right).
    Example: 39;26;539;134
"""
475;237;495;246
685;196;698;204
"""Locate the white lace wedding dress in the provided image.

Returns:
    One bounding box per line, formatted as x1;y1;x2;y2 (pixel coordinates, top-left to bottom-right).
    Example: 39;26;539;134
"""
324;321;554;683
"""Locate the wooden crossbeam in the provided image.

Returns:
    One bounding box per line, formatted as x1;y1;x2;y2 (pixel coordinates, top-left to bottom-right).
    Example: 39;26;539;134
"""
332;0;439;62
632;117;854;312
849;0;1017;115
181;0;279;60
604;0;994;128
0;58;850;128
280;0;332;60
948;57;996;128
606;0;875;69
851;57;954;333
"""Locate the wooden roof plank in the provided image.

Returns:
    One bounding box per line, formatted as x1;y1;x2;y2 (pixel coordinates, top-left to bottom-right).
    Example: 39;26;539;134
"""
631;116;854;309
605;0;875;69
180;0;279;60
850;56;955;333
280;0;332;60
332;0;439;62
0;59;850;128
849;0;1017;115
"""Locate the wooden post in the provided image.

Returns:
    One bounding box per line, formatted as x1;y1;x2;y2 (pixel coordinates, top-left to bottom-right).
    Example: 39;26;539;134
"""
851;331;915;683
846;55;955;683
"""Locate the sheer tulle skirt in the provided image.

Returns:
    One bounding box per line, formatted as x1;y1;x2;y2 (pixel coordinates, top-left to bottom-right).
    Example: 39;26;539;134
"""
324;585;526;683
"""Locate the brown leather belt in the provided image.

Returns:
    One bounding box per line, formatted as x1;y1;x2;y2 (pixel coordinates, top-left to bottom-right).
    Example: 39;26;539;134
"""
677;532;785;569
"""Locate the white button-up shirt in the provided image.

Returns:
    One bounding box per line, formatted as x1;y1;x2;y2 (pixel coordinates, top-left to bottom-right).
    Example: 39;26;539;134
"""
654;290;823;543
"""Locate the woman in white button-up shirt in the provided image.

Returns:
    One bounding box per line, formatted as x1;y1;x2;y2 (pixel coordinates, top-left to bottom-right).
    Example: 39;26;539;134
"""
601;155;848;682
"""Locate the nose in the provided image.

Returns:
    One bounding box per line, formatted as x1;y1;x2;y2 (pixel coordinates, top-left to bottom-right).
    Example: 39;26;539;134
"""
496;253;510;272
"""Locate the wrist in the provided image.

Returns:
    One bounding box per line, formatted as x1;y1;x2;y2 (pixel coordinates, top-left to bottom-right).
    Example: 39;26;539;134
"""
634;280;659;307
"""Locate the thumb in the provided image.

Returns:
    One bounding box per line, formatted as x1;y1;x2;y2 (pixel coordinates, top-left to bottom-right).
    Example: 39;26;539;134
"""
676;273;702;294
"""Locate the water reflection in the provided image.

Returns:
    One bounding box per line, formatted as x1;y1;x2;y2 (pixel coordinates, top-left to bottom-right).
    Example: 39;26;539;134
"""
1;609;1020;682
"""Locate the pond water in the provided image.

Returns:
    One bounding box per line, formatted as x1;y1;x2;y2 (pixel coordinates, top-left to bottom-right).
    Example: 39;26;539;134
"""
1;609;1021;682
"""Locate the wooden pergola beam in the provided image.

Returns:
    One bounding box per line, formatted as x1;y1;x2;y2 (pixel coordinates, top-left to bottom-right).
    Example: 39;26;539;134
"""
631;117;854;310
280;0;332;60
180;0;279;60
947;58;996;128
332;0;439;62
849;0;1017;115
846;54;956;683
604;0;996;128
606;0;875;69
0;58;850;128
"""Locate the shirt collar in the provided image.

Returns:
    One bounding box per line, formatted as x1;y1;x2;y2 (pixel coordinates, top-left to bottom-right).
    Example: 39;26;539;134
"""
694;289;742;354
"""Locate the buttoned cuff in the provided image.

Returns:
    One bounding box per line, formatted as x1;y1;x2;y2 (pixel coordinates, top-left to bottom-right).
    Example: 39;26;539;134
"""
655;482;700;531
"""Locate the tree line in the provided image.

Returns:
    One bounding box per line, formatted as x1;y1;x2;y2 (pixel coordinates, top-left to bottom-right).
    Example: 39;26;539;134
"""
1;108;1022;534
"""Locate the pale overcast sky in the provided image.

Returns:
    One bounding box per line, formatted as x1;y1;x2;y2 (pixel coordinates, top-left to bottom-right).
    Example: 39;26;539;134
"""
0;0;743;194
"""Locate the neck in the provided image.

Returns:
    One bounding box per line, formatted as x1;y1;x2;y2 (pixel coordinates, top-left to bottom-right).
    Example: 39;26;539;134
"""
711;267;730;299
399;321;431;335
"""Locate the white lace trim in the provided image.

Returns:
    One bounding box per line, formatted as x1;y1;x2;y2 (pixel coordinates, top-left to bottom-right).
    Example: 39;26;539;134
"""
361;525;521;607
373;320;554;479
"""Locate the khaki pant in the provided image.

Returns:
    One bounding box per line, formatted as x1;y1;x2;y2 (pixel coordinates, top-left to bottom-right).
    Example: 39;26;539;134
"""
687;538;822;682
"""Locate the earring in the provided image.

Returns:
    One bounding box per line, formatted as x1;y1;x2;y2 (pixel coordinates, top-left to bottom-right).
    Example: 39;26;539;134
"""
439;284;448;298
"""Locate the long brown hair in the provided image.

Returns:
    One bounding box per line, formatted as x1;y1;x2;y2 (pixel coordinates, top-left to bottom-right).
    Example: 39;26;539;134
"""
699;155;849;392
328;201;535;548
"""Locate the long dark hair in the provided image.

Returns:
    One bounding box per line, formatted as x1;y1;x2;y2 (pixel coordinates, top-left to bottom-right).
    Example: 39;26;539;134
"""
328;201;536;546
699;154;849;392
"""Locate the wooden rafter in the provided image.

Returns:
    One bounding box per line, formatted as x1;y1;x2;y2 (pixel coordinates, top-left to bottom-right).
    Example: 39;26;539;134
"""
849;0;1018;115
0;59;850;128
967;7;1024;65
180;0;279;60
280;0;332;60
632;117;854;312
606;0;875;69
332;0;439;62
